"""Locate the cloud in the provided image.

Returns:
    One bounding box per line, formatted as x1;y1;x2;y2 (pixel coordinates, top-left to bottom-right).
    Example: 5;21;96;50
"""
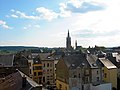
34;24;40;28
10;9;58;21
36;7;59;21
15;11;40;20
23;24;40;30
72;29;120;38
0;20;12;29
11;14;18;18
59;3;72;17
9;0;104;21
67;2;104;13
11;9;15;12
59;0;105;14
48;0;120;47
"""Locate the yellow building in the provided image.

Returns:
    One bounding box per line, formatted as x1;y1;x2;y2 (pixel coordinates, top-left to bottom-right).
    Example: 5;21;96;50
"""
56;79;69;90
99;58;117;89
29;56;42;84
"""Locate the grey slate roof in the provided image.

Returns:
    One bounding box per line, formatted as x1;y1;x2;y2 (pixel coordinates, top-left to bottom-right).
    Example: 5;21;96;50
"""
39;53;50;60
33;55;42;64
87;54;99;68
0;54;14;67
39;53;55;61
63;54;90;69
13;55;29;67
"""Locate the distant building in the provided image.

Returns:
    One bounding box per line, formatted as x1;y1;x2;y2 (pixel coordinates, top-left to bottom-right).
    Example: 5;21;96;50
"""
0;54;14;67
75;40;82;51
66;30;72;50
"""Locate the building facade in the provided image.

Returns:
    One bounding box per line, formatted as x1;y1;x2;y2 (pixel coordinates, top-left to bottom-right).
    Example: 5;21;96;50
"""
56;53;112;90
99;58;117;89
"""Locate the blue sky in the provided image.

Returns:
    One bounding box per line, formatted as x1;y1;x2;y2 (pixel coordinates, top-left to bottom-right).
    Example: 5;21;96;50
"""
0;0;120;47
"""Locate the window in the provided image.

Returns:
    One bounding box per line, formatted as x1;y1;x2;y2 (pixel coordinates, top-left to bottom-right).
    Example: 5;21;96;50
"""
79;74;80;78
30;69;31;74
47;76;49;80
102;70;104;73
97;77;99;81
47;69;49;73
34;72;36;76
47;63;49;67
104;73;107;78
65;87;67;90
38;72;42;75
74;75;77;78
33;66;42;70
50;69;52;72
43;77;45;82
50;63;52;67
44;63;45;67
85;77;89;83
85;70;89;75
55;64;57;68
97;71;99;74
59;84;62;90
29;62;31;67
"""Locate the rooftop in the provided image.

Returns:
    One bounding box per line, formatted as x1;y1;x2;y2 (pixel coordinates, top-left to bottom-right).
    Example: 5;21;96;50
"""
0;54;14;67
63;54;90;69
99;58;117;69
87;54;99;68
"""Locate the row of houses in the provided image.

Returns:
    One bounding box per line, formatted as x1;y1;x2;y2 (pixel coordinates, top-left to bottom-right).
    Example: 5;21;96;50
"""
18;49;60;86
27;48;119;90
0;48;120;90
56;52;118;90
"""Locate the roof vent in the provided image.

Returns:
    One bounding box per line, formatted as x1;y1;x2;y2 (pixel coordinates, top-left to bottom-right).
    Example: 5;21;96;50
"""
47;57;51;59
71;64;75;67
82;63;85;66
36;60;38;63
92;63;97;67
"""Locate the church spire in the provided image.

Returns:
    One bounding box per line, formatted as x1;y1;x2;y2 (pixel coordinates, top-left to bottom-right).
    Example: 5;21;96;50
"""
66;29;71;50
68;29;70;37
75;40;77;50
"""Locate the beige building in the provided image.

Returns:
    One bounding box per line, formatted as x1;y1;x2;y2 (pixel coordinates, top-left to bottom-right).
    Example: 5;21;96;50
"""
56;53;112;90
28;59;34;78
56;54;90;90
86;54;102;85
39;53;55;85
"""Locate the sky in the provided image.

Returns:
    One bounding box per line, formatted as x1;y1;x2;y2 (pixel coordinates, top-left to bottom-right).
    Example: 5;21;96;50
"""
0;0;120;48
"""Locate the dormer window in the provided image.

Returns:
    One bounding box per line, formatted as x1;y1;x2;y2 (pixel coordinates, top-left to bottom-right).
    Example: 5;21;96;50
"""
82;63;85;66
47;57;51;59
36;60;38;63
71;64;75;67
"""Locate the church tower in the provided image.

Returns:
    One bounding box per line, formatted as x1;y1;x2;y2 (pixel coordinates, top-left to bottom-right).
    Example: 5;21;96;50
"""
75;40;77;50
66;30;71;50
